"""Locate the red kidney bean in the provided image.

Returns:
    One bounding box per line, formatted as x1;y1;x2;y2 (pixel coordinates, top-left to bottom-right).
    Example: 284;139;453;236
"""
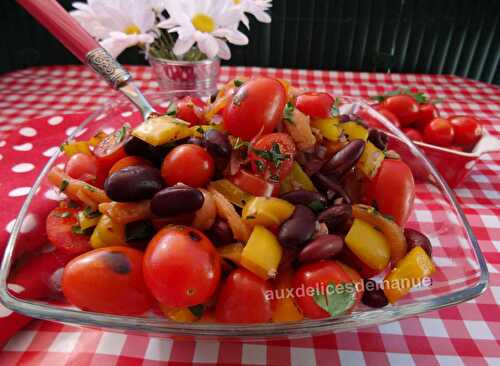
404;228;432;257
321;139;366;178
204;130;231;158
298;234;344;263
278;205;316;248
318;204;352;232
151;185;204;217
368;129;388;151
207;218;234;246
312;172;351;204
361;280;388;308
280;190;327;211
104;165;164;202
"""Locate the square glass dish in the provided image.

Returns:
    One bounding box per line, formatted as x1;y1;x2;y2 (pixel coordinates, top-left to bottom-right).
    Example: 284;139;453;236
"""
0;92;489;339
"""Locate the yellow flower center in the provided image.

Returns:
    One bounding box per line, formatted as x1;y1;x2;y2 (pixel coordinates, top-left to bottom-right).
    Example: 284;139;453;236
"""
124;24;140;35
192;13;215;33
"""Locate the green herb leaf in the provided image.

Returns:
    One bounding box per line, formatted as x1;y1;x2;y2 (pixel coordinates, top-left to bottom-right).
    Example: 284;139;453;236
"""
371;89;432;105
116;126;128;143
254;159;266;172
71;225;92;235
125;220;155;242
308;200;325;212
330;97;341;117
196;126;205;135
283;102;295;123
166;102;177;116
233;79;244;87
83;206;101;219
250;143;290;169
189;304;204;318
84;184;97;192
312;282;357;317
60;142;68;152
234;139;250;150
59;179;69;193
54;211;72;218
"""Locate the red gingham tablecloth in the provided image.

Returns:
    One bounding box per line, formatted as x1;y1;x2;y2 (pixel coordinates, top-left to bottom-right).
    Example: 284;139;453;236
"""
0;66;499;366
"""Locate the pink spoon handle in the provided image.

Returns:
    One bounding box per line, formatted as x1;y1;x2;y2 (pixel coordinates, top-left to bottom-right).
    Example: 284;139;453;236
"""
17;0;99;62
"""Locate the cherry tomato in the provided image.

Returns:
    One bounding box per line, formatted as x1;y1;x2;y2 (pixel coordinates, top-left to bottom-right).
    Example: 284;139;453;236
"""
413;103;439;129
337;262;364;307
65;153;98;183
249;133;296;181
46;207;91;254
376;108;401;129
362;159;415;226
403;127;424;142
449;115;482;147
295;92;334;118
94;126;130;171
161;144;214;187
176;96;206;125
215;268;273;323
230;170;279;197
380;95;419;126
62;246;154;315
223;77;287;140
293;260;353;319
423;118;455;147
109;155;153;175
143;226;221;308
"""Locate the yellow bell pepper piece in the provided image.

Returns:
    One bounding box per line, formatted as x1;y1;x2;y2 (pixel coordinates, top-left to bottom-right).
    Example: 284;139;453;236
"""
60;141;92;157
209;180;254;208
159;304;197;323
242;197;295;227
383;246;435;304
311;117;343;141
77;210;101;230
356;141;384;179
345;218;390;271
241;226;283;279
280;162;317;194
272;270;304;322
341;121;369;141
132;115;192;146
217;242;244;264
90;214;126;249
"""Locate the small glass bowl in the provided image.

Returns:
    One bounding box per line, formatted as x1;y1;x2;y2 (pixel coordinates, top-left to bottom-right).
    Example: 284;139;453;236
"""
0;92;488;340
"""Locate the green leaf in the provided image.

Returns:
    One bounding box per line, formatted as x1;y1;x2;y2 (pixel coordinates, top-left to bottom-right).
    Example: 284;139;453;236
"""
189;304;204;318
196;126;205;135
166;102;177;116
308;200;325;212
233;79;244;87
54;211;71;218
83;206;101;219
254;159;266;172
251;143;290;169
283;102;295;123
84;184;97;192
59;179;69;193
71;225;92;235
116;126;128;143
330;97;341;117
313;282;357;317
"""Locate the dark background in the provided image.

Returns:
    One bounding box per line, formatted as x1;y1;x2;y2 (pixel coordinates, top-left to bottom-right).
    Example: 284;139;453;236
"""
1;0;499;84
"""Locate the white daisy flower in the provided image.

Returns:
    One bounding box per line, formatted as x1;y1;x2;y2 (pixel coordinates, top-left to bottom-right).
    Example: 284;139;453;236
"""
158;0;248;60
232;0;272;28
71;0;157;57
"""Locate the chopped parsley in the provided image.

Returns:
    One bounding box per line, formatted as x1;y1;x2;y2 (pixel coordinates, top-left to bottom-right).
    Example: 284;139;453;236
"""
83;206;101;219
84;184;97;192
283;102;295;123
189;304;204;318
330;97;341;117
254;159;266;172
116;125;128;143
196;126;205;135
233;79;244;87
251;142;290;169
71;225;92;235
166;102;177;116
59;179;69;193
308;200;325;212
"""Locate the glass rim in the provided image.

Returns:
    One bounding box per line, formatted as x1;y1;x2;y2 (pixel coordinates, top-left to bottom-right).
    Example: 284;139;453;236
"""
148;56;220;66
0;92;489;338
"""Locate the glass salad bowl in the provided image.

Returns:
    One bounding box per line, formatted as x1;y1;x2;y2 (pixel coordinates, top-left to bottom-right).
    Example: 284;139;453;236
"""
0;91;488;339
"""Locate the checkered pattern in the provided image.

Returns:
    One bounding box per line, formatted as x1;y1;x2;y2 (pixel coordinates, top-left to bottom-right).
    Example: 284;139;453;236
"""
0;66;499;365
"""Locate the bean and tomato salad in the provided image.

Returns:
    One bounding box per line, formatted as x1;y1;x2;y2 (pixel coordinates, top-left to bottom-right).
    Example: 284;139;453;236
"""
39;77;435;323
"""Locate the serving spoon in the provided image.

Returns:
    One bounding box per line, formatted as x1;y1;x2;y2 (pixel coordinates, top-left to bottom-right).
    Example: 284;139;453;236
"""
18;0;158;120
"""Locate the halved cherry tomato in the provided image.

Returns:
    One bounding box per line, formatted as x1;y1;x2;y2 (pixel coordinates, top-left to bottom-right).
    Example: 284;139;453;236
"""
449;115;482;148
413;103;439;129
337;262;364;307
109;156;153;175
223;77;287;140
176;96;206;125
362;159;415;226
424;118;454;147
380;95;419;126
94;126;130;171
215;268;273;323
65;153;98;184
249;133;296;181
293;260;354;319
161;144;214;187
62;246;154;315
46;207;91;255
143;226;221;308
295;92;334;118
229;170;279;197
403;127;424;142
376;108;401;129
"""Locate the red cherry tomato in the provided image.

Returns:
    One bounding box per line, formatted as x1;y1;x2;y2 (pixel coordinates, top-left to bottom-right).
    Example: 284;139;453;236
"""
94;126;130;171
362;159;415;226
295;92;334;118
161;144;214;187
65;153;98;184
449;115;482;147
403;127;424;142
143;226;221;308
249;133;296;181
413;103;439;129
215;268;273;323
109;155;153;175
424;118;455;147
223;77;287;140
380;95;419;126
46;207;91;254
376;108;401;128
229;170;279;197
293;260;354;319
176;96;206;125
62;246;154;315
